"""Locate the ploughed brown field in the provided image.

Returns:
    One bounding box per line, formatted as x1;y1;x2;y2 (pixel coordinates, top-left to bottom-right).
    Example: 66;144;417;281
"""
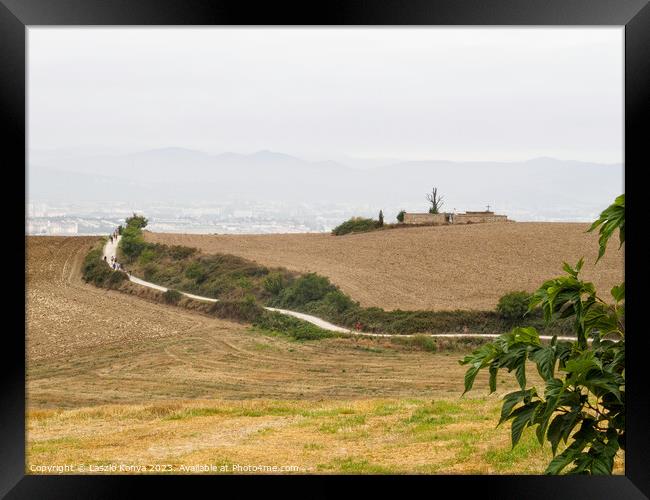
146;222;624;311
25;235;623;474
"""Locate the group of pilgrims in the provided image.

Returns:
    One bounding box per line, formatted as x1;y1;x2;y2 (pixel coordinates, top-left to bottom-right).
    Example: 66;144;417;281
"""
104;254;122;271
104;228;124;271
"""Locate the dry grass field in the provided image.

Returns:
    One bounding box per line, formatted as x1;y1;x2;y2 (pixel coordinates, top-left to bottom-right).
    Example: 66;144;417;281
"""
30;398;562;474
145;222;624;311
26;235;623;474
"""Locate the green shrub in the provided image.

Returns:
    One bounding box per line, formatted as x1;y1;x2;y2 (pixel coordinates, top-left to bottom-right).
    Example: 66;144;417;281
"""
410;334;437;352
185;261;207;283
209;300;265;323
396;210;405;223
236;276;253;290
125;213;148;229
138;247;155;265
254;311;334;341
82;246;128;289
391;334;437;352
142;263;158;282
162;289;182;304
323;290;356;314
496;291;532;320
205;279;233;298
120;225;147;260
82;248;112;286
167;245;197;260
105;270;128;289
119;213;150;261
331;217;378;236
263;272;289;296
275;273;335;308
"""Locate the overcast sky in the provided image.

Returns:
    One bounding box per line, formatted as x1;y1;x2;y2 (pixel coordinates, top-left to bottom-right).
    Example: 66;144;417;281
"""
28;27;623;163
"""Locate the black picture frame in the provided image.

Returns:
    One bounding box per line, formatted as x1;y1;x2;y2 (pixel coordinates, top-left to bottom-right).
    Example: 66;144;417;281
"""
3;1;649;498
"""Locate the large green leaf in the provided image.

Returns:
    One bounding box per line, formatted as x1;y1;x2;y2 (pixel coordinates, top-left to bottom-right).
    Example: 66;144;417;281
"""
460;343;498;394
583;304;620;338
510;401;540;447
563;351;599;380
499;388;536;425
545;440;583;475
489;364;498;393
463;364;481;395
510;326;541;346
583;371;623;402
588;194;625;262
530;345;556;381
611;282;624;302
547;409;581;455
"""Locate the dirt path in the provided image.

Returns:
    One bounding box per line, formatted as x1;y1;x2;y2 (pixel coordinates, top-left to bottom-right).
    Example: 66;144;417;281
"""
106;233;582;342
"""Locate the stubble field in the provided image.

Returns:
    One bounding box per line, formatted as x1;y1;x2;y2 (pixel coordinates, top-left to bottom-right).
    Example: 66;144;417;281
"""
145;222;624;311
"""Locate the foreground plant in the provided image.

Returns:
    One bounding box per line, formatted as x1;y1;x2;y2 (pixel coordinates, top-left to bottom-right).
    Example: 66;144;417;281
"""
460;194;624;474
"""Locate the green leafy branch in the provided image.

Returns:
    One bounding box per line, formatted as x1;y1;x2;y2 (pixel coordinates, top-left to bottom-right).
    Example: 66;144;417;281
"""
460;195;625;475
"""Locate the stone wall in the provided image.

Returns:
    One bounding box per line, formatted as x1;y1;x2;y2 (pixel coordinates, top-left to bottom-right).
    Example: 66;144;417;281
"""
402;213;447;225
453;214;509;224
402;212;508;225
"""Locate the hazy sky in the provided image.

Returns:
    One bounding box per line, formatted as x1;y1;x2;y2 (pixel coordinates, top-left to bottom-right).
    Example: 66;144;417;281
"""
28;27;623;163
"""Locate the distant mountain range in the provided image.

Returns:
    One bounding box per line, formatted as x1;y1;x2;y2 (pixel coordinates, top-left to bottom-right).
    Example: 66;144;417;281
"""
27;147;623;220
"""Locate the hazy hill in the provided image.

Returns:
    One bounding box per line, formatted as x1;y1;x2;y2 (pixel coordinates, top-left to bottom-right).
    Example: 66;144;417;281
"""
28;148;623;219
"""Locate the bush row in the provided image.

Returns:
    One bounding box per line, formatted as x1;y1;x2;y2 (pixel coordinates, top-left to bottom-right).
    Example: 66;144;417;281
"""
331;217;379;236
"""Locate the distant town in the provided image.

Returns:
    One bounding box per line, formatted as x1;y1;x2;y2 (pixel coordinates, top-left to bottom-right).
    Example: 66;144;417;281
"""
26;200;375;235
26;198;605;236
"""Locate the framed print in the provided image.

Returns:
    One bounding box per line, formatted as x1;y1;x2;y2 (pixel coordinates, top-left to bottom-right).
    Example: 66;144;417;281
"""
2;0;649;498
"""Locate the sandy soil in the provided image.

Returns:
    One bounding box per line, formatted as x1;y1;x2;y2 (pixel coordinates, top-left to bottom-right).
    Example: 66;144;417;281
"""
145;222;624;311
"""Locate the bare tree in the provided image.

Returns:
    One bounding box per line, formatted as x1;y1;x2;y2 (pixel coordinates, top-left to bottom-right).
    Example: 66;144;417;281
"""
426;187;444;214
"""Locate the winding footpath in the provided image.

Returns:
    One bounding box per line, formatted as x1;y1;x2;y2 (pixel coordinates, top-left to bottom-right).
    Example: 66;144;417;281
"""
104;234;582;341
